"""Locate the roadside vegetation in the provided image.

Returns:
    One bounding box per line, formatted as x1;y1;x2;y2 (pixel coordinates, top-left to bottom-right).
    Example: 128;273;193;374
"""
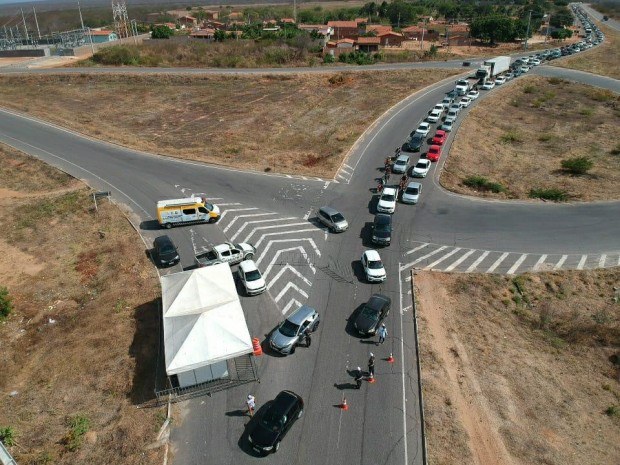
417;269;620;465
0;144;163;464
0;70;459;178
442;76;620;201
589;1;620;20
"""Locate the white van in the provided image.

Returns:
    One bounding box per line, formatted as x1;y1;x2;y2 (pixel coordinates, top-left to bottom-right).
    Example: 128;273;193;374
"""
157;196;220;228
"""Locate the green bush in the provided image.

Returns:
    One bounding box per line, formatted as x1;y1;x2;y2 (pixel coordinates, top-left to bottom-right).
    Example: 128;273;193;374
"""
0;426;16;446
0;287;12;320
323;53;335;63
529;188;569;201
65;415;90;452
92;46;141;66
523;85;537;94
561;156;593;175
605;405;619;417
463;176;506;193
500;130;522;144
151;25;174;39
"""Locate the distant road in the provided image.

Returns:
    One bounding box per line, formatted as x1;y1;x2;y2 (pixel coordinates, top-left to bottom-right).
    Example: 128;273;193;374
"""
582;3;620;31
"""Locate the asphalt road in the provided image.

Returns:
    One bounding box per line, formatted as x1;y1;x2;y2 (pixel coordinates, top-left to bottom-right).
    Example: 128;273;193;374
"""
0;48;619;465
581;3;620;32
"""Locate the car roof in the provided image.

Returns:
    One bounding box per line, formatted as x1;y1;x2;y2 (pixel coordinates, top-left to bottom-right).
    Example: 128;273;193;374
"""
374;213;391;224
429;145;441;150
382;187;397;195
214;243;231;253
286;305;316;325
367;293;391;310
319;206;340;216
406;181;421;189
364;249;381;261
239;260;258;273
435;130;446;136
273;390;302;410
395;154;409;162
154;235;173;246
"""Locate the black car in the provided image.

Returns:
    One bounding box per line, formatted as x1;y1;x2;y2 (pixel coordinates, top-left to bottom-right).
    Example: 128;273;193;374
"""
447;89;458;99
354;293;391;336
248;390;304;454
153;235;180;267
404;133;425;152
372;213;392;246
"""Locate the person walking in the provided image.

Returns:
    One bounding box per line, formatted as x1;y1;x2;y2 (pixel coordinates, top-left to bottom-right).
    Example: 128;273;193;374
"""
303;327;312;347
246;394;256;417
377;324;388;345
368;353;375;377
354;366;363;389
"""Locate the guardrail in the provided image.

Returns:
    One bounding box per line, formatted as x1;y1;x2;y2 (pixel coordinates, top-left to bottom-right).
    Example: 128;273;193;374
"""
0;441;17;465
410;272;428;465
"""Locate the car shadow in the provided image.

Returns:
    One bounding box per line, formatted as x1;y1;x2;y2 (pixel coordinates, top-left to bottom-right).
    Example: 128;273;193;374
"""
237;402;273;457
140;219;161;231
351;260;367;283
367;196;379;215
345;304;368;338
359;222;376;249
260;329;288;358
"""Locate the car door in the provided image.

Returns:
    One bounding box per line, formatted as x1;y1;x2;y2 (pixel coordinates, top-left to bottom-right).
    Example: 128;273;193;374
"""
197;206;210;222
237;268;246;288
220;249;232;263
182;207;197;222
361;254;367;273
320;210;331;228
230;248;242;264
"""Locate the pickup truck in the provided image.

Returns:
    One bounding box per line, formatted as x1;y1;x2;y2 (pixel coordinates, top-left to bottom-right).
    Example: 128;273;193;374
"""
195;242;256;267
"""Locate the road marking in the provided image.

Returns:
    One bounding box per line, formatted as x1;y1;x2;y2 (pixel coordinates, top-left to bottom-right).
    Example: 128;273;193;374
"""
256;238;322;265
267;264;312;289
274;282;308;303
339;165;352;174
532;254;547;271
400;246;447;271
424;247;461;270
405;243;429;255
254;229;323;249
262;246;316;280
230;216;295;241
445;249;475;272
222;212;275;233
599;254;607;267
243;222;310;243
303;209;312;220
281;298;303;315
218;207;258;221
216;202;242;206
507;254;528;275
486;252;509;273
336;173;349;181
465;250;490;272
397;263;409;465
343;163;353;171
576;255;587;270
554;255;568;270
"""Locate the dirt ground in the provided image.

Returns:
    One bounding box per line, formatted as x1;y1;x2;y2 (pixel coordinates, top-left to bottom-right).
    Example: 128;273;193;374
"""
442;75;620;201
0;144;165;464
0;70;458;178
554;21;620;80
416;270;620;465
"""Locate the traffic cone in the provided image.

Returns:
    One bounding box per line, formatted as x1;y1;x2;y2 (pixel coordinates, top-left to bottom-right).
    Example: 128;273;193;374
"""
339;397;349;411
252;337;263;356
367;373;376;384
386;353;395;364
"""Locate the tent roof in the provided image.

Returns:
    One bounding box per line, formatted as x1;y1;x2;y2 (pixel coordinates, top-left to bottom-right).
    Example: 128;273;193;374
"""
161;264;253;375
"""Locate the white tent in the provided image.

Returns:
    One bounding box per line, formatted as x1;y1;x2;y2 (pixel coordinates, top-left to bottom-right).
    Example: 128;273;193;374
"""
161;264;253;377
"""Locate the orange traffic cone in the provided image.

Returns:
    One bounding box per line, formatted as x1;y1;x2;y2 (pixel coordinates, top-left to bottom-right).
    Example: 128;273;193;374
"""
368;373;376;384
386;353;395;363
252;337;263;356
340;397;349;411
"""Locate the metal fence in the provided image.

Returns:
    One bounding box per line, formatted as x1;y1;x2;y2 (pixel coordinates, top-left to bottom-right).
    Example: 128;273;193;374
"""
0;442;17;465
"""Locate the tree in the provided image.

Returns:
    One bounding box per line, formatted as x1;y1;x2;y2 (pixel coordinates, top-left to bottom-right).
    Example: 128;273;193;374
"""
214;29;227;42
360;2;377;17
561;156;593;175
386;1;416;26
550;8;574;28
470;16;518;44
551;28;572;40
378;1;388;18
0;286;12;320
151;25;174;38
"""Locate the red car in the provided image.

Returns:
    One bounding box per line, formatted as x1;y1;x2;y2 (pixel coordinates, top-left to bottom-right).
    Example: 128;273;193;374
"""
427;145;442;162
431;130;447;146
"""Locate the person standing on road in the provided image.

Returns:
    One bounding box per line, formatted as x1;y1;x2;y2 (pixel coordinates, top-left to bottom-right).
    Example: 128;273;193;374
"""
354;366;363;389
377;324;388;345
303;327;312;347
368;353;375;377
246;394;256;417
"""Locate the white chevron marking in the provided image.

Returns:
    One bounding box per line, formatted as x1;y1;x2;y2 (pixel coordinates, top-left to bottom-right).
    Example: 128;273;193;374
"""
223;212;275;233
445;249;475;271
267;264;312;289
424;248;461;270
263;246;316;281
405;243;429;255
400;246;446;271
243;222;309;243
255;229;324;250
274;282;308;303
256;238;322;265
507;254;528;275
281;298;303;315
228;215;285;239
218;207;258;221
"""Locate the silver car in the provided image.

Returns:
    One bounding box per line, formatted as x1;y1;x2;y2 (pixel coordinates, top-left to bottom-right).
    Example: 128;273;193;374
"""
392;154;410;174
316;206;348;233
269;305;320;355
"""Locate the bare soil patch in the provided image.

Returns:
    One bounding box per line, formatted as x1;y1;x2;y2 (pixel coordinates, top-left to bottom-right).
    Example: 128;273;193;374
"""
554;22;620;80
0;144;164;464
416;269;620;465
442;76;620;201
0;70;459;178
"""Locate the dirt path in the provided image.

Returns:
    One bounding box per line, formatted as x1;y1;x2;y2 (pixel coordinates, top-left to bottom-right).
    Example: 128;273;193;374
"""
415;271;515;465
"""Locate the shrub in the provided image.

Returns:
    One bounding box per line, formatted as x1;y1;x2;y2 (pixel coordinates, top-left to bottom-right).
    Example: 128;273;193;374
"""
561;156;593;175
0;426;16;446
523;85;537;94
65;415;90;452
323;53;335;63
0;287;12;320
500;130;522;144
605;405;619;417
463;176;506;193
529;188;569;201
579;107;595;116
92;45;141;66
611;144;620;156
151;25;174;39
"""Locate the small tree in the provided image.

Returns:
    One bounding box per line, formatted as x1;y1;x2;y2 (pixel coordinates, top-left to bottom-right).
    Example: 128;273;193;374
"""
151;25;174;39
0;286;12;320
561;156;594;175
0;426;16;446
214;29;227;42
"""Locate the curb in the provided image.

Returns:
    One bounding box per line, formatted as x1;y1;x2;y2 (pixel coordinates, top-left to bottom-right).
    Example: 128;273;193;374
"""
410;271;428;465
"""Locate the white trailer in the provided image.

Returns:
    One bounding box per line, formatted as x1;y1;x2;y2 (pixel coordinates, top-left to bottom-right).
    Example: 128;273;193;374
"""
476;56;511;83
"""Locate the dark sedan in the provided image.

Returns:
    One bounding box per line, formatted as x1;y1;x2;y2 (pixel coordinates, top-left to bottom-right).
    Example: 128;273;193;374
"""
153;235;180;267
248;390;304;454
354;294;391;336
404;133;425;152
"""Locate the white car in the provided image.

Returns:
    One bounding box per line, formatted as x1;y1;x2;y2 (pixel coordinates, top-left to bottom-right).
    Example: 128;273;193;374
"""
519;56;530;64
467;90;479;100
401;181;422;204
440;119;454;132
433;103;445;113
392;154;410;174
444;109;458;124
520;65;530;73
361;250;386;283
427;109;442;123
481;80;495;90
377;186;397;214
495;76;506;85
440;97;452;108
449;103;461;114
530;58;541;66
415;122;431;137
237;260;266;296
412;159;432;178
459;97;472;108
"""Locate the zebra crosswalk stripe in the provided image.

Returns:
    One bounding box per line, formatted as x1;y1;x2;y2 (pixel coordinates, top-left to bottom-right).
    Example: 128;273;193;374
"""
533;254;547;271
486;252;509;273
445;249;475;272
405;243;429;255
465;250;489;272
599;254;607;267
425;248;461;270
400;246;447;271
507;254;528;275
554;255;568;270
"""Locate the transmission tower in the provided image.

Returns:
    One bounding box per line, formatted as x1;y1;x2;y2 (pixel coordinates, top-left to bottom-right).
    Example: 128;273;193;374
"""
112;1;130;39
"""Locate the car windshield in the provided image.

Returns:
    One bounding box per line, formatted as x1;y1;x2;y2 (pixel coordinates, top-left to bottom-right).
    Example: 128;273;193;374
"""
331;213;345;223
245;270;262;281
205;203;214;211
395;160;406;166
260;410;286;432
416;162;427;169
360;305;380;320
368;259;383;270
279;320;300;338
405;187;419;195
160;244;175;254
375;221;391;233
381;194;395;202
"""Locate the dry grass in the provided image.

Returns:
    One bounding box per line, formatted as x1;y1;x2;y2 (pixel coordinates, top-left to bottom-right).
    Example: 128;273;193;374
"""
0;70;458;178
442;76;620;201
417;269;620;465
554;22;620;80
0;144;164;465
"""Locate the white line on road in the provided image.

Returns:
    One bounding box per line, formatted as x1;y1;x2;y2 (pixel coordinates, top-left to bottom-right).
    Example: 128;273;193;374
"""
281;298;303;315
486;252;509;273
303;209;312;220
405;243;429;255
256;238;322;265
445;249;475;272
254;229;323;250
400;246;446;271
599;254;607;267
243;222;309;243
532;254;547;271
216;202;242;206
465;250;490;272
397;263;409;465
218;207;258;221
262;246;316;280
223;212;275;234
230;216;295;241
507;254;528;275
424;247;461;270
267;264;312;289
555;254;569;270
274;282;308;303
577;255;587;270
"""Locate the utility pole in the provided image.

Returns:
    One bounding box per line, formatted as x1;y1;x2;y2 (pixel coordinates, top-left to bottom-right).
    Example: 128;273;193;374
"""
293;0;297;24
397;12;400;29
78;1;95;55
33;6;41;40
545;13;551;43
21;8;29;42
420;19;425;50
524;10;532;51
